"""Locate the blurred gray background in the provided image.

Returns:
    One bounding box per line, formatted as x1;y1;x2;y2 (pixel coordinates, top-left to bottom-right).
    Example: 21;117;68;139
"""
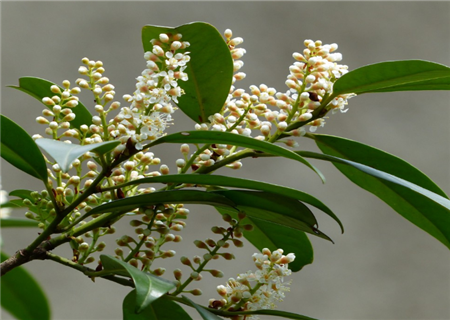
1;1;450;320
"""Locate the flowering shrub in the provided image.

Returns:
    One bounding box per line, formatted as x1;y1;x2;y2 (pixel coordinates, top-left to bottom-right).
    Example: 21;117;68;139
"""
1;22;450;320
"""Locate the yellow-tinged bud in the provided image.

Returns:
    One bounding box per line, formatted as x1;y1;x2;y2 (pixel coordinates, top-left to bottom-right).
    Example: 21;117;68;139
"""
153;267;165;276
191;289;203;296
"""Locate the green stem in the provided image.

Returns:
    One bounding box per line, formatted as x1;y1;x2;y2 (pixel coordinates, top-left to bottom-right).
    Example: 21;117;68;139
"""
45;252;134;287
172;226;235;296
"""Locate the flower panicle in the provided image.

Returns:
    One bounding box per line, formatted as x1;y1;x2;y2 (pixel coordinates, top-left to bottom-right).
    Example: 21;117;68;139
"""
209;248;295;319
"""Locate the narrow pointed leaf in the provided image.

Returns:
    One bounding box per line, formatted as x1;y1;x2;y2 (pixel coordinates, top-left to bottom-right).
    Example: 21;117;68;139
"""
146;131;324;181
9;189;34;200
236;309;319;320
9;77;93;130
1;252;51;320
308;134;450;249
87;190;236;216
100;255;175;313
1;115;48;181
181;296;223;320
216;206;314;271
35;139;120;173
1;218;39;227
332;60;450;97
0;200;25;209
142;22;233;123
214;190;332;241
116;174;342;232
123;291;192;320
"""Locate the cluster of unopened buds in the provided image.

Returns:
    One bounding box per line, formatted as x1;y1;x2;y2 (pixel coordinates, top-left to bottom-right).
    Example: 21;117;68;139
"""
209;248;295;319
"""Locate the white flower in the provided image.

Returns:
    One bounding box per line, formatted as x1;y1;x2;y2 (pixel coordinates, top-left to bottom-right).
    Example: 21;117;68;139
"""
0;188;11;219
210;248;295;318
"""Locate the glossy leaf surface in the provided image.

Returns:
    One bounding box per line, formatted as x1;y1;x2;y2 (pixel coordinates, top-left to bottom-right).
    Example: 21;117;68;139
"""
1;252;50;320
142;22;233;123
88;190;236;216
9;77;93;130
216;206;313;271
310;134;450;249
213;190;331;241
123;291;192;320
35;139;120;173
332;60;450;97
0;115;48;181
100;255;175;313
116;173;342;232
181;296;222;320
146;130;324;181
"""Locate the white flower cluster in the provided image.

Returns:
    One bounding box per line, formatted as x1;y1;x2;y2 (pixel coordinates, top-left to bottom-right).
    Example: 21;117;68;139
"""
111;33;191;150
0;186;11;219
209;248;295;319
203;31;355;142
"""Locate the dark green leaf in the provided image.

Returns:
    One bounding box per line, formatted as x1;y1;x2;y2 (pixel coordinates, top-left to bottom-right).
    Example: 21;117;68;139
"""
0;115;48;181
181;296;223;320
308;134;450;249
117;174;342;232
237;309;318;320
9;189;34;200
214;190;332;242
35;138;120;173
142;22;233;123
146;131;324;181
123;291;192;320
1;252;50;320
9;77;93;130
1;218;39;227
216;206;313;271
332;60;450;97
0;199;25;209
100;255;176;313
87;190;236;216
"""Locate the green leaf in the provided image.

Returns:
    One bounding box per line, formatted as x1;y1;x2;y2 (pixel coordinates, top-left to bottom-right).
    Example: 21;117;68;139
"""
1;252;51;320
116;174;342;232
213;190;332;242
87;190;236;216
142;22;233;123
1;218;39;227
35;138;120;173
181;296;223;320
9;77;93;130
309;134;450;249
0;115;48;181
216;206;313;271
9;189;34;200
236;309;318;320
146;130;325;181
100;255;176;313
123;291;192;320
332;60;450;96
0;200;24;209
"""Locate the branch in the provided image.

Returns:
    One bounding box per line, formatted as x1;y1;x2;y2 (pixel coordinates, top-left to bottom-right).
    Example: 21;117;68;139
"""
1;246;48;276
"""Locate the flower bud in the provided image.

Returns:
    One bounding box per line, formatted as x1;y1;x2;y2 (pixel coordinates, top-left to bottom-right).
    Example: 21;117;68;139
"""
173;268;182;280
160;164;169;175
180;256;191;266
210;269;224;278
153;267;166;276
161;250;176;258
191;289;203;296
194;240;207;249
217;285;227;297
